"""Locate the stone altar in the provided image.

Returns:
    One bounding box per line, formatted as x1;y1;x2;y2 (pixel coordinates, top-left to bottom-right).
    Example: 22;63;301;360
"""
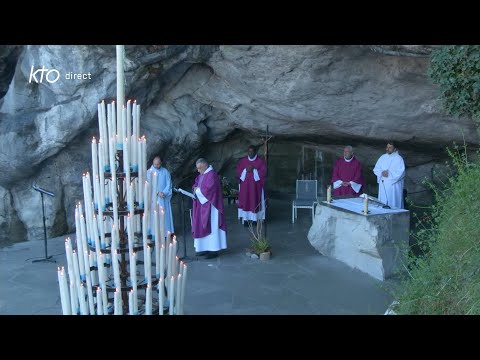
307;197;409;281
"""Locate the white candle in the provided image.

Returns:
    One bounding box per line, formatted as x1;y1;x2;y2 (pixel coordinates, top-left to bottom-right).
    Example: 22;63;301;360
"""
79;283;88;315
98;206;106;249
113;227;122;291
71;250;82;312
160;244;165;284
93;215;101;256
100;259;108;315
160;208;165;243
112;101;119;150
145;285;152;315
111;175;119;230
154;210;160;278
128;185;135;225
78;200;89;248
100;100;108;165
167;242;172;286
84;251;95;315
96;287;103;315
76;210;86;281
142;215;148;280
136;104;141;137
69;280;78;315
96;251;105;288
327;185;332;203
92;138;99;209
127;100;132;152
180;264;187;315
131;252;138;314
97;103;103;145
142;137;147;179
363;196;369;215
83;174;93;245
109;136;116;178
144;181;150;234
57;267;71;315
175;273;182;315
132;102;137;142
127;215;134;268
152;171;158;206
89;252;98;287
145;244;152;288
129;289;134;315
172;237;177;277
93;175;100;215
80;215;90;273
125;138;131;188
64;238;74;288
114;288;122;315
175;256;180;278
137;138;143;208
131;134;138;173
98;141;106;210
79;213;89;269
169;276;175;315
178;263;184;314
121;106;127;151
81;176;90;244
107;103;114;148
116;45;125;148
158;278;164;315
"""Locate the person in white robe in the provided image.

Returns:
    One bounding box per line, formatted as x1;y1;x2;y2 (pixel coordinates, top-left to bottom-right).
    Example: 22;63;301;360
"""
147;156;174;235
373;141;406;209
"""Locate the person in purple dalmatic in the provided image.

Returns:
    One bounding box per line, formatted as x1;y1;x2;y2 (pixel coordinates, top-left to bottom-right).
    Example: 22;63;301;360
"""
236;145;266;225
330;145;364;197
191;158;227;259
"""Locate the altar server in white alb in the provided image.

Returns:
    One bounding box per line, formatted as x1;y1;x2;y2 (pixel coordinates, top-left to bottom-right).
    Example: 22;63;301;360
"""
147;156;174;234
373;141;406;209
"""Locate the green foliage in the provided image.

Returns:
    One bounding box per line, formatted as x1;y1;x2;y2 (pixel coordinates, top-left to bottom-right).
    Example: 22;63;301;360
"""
428;45;480;123
221;177;238;197
396;145;480;314
248;219;270;254
251;237;270;254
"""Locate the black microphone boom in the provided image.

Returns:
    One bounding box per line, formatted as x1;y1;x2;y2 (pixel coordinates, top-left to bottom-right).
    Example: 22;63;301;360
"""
381;180;391;209
32;184;55;197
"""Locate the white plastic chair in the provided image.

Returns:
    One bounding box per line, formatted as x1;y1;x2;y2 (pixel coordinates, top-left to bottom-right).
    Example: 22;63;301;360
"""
292;180;318;223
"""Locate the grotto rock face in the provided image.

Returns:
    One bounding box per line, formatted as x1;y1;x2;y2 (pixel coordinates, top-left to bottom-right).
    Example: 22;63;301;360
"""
0;45;478;243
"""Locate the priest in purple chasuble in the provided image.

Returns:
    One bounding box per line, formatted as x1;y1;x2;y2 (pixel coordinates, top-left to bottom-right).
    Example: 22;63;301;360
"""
331;145;364;197
236;145;266;224
191;158;227;259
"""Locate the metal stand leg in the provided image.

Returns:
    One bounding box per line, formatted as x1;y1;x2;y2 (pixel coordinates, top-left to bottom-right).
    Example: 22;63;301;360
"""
33;192;56;263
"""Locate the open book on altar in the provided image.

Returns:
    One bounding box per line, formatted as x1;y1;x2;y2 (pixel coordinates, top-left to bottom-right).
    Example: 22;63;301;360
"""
174;188;196;199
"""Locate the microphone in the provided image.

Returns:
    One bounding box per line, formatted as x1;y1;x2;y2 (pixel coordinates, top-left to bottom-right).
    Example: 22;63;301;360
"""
381;180;390;209
32;183;55;197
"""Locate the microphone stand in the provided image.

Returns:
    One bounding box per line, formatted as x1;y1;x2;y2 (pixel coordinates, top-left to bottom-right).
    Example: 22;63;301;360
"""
174;189;195;263
32;191;56;263
381;179;391;209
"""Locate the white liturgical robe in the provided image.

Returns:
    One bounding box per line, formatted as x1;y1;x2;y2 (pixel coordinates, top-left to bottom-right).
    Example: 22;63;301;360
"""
373;151;405;209
147;165;174;234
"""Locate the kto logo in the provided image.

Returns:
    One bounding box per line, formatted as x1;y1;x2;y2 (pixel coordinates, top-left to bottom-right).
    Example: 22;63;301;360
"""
28;66;60;84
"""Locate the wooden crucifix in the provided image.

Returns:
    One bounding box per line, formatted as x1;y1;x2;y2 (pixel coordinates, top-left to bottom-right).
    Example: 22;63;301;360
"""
260;125;273;240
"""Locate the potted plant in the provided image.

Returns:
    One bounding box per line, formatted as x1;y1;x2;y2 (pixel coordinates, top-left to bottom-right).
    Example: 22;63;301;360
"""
247;219;271;260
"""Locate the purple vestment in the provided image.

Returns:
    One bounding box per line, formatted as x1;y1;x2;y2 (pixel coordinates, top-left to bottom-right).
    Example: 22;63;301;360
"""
331;156;364;197
236;155;266;213
191;168;227;239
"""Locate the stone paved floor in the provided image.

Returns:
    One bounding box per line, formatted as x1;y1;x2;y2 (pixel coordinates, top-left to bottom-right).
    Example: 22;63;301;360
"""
0;199;394;315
